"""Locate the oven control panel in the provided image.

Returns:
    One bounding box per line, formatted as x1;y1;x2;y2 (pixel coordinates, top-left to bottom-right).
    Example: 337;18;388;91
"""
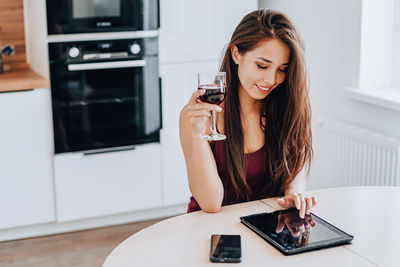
62;39;144;62
68;47;81;58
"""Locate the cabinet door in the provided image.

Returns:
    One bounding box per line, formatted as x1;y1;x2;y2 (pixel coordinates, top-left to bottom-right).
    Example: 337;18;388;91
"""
54;144;162;222
159;0;258;64
160;61;218;206
0;88;55;229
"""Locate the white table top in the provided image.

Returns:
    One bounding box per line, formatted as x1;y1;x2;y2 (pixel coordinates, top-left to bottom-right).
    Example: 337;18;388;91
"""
103;186;400;267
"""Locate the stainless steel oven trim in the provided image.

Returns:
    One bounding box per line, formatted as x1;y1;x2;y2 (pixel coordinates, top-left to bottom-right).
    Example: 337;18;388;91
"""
67;60;146;71
82;52;129;60
47;30;159;43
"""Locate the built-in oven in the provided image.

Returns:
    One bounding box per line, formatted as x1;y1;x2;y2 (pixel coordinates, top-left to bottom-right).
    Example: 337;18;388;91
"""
49;38;161;154
46;0;159;34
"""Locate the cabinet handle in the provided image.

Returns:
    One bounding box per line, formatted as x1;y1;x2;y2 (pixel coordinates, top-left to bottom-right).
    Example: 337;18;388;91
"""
67;60;146;71
83;146;136;156
159;77;163;130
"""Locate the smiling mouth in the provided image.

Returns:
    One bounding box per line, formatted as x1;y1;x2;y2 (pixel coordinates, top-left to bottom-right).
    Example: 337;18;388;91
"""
256;84;271;92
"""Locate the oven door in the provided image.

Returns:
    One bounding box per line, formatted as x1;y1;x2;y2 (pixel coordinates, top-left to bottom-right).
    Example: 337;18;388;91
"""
50;57;161;154
46;0;159;34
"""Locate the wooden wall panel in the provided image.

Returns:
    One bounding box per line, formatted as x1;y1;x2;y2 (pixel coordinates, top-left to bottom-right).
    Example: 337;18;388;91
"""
0;0;26;65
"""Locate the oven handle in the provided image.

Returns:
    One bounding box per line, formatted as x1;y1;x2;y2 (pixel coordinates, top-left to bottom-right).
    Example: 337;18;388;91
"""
67;60;146;71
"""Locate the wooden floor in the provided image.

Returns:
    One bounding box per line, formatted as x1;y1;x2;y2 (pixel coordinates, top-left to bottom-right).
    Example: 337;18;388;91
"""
0;217;166;267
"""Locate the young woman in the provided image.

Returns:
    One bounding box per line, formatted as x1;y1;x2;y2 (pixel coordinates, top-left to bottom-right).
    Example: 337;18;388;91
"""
179;9;316;218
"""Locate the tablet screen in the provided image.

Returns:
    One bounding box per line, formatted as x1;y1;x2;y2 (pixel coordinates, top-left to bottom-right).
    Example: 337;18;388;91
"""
240;208;353;254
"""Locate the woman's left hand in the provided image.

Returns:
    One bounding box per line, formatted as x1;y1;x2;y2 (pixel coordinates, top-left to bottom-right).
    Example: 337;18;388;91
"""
276;193;317;219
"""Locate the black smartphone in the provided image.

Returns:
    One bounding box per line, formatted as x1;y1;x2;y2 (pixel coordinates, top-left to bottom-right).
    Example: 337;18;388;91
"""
210;234;241;263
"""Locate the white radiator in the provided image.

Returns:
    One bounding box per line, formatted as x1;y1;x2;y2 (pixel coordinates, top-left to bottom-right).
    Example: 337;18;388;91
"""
317;120;400;187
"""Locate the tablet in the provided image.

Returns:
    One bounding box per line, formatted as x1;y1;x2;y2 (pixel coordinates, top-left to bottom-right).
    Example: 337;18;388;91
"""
240;208;353;255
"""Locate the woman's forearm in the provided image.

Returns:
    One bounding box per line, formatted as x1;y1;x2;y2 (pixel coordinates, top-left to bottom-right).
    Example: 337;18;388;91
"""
188;138;224;212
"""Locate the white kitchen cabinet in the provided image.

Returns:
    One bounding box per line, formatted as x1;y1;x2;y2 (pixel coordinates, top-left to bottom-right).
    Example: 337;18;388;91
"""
0;88;55;229
159;0;258;64
160;61;218;206
159;61;220;133
54;143;162;222
161;131;188;206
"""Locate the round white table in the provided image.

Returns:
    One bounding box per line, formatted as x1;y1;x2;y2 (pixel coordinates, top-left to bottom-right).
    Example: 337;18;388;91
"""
103;187;400;267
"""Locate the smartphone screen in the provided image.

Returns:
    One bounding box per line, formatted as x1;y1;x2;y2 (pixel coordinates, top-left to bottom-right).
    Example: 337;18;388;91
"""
210;234;241;263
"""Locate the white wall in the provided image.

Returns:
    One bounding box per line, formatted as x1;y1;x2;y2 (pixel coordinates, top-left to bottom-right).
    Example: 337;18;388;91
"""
259;0;400;188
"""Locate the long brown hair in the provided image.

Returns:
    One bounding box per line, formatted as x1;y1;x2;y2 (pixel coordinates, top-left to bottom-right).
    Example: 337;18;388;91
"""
220;9;313;200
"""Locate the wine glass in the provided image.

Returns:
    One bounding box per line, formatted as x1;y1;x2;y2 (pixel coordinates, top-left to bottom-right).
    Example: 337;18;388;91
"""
198;71;227;141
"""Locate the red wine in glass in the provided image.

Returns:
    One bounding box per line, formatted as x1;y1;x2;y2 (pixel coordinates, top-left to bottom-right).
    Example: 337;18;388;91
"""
198;84;226;105
197;71;227;141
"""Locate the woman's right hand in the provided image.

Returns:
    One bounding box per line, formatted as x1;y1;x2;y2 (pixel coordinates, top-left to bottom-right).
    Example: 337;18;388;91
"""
182;89;222;138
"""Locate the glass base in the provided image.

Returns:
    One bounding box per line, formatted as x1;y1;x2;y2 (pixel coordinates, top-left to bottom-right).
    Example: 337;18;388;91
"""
201;133;226;141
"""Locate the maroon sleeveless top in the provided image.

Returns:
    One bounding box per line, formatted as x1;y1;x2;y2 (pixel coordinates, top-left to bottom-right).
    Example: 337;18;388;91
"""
187;140;271;213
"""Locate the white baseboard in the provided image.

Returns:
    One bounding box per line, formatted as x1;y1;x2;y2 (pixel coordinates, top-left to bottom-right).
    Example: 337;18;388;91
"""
0;204;187;242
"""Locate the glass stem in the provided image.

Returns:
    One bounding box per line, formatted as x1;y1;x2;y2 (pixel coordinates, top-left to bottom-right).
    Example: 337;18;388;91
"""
210;110;217;135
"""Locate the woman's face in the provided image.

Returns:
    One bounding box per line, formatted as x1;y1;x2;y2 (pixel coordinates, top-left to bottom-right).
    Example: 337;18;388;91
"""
232;38;291;100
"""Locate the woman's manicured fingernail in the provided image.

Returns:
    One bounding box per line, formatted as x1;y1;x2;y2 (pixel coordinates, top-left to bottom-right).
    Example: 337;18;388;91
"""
217;107;222;111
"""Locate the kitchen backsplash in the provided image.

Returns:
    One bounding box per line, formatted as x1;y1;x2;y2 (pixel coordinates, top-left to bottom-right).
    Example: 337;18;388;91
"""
0;0;26;65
